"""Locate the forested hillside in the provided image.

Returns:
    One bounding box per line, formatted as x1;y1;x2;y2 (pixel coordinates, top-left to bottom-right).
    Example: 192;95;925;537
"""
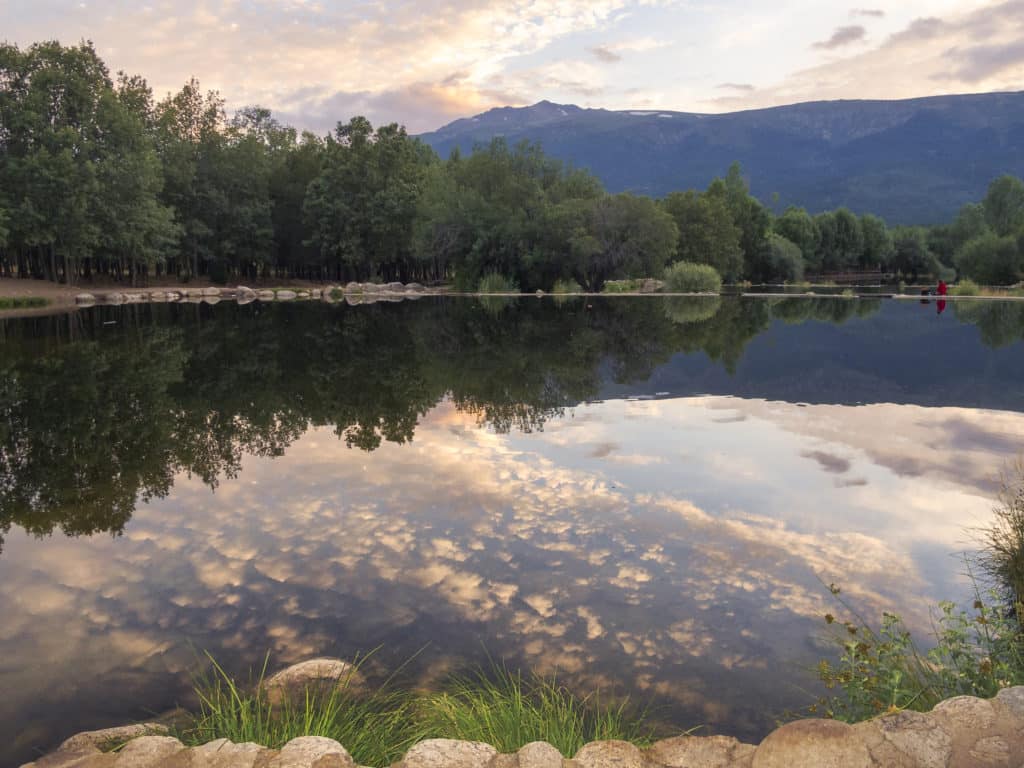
1;41;1022;290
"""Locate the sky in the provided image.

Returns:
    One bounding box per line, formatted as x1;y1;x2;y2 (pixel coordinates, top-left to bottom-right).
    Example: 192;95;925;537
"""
3;0;1023;134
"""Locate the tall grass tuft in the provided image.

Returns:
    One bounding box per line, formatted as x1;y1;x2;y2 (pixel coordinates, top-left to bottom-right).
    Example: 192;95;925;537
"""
181;655;656;762
180;653;418;767
663;262;722;293
551;278;582;295
415;663;654;757
976;460;1024;609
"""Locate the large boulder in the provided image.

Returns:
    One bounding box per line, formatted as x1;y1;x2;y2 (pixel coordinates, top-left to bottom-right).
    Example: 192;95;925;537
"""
112;736;185;768
647;735;755;767
60;725;168;753
405;283;425;293
343;282;362;294
852;710;952;768
257;290;276;300
397;739;497;768
202;287;221;297
574;740;646;768
271;737;352;768
516;741;562;768
75;293;96;304
276;290;297;301
751;720;871;768
190;740;266;768
263;658;365;706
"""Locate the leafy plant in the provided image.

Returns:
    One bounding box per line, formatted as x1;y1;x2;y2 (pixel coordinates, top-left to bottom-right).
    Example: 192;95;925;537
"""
551;279;582;294
0;296;48;309
663;262;722;293
951;279;981;296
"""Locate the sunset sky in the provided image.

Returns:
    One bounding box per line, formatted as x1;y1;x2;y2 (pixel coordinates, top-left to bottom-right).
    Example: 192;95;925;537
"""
3;0;1023;133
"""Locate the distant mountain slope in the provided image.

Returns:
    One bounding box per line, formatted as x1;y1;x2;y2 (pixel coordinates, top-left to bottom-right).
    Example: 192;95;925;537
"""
417;93;1024;225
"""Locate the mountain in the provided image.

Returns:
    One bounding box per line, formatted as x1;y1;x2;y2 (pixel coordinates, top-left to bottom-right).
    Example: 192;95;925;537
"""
417;94;1024;225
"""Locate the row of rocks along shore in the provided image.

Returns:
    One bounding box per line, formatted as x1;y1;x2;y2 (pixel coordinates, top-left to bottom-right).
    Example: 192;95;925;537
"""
24;657;1024;768
72;283;443;307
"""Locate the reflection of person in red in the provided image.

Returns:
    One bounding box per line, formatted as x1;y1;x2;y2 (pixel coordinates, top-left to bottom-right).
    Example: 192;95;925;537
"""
937;298;947;315
937;279;948;296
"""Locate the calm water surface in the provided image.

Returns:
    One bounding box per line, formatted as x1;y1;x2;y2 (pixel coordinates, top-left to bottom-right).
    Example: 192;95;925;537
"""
1;296;1023;766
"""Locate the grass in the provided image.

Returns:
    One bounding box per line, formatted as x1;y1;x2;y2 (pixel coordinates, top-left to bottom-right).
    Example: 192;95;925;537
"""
951;280;1024;297
415;664;655;757
179;655;656;764
662;262;722;293
0;296;49;309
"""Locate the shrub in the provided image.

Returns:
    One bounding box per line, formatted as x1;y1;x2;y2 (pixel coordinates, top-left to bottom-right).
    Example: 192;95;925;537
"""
976;461;1024;608
552;279;583;294
477;273;518;294
951;279;981;296
662;296;721;325
955;233;1023;286
663;262;722;293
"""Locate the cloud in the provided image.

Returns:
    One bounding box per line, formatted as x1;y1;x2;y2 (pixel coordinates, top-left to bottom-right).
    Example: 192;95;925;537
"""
945;39;1024;82
812;25;867;50
716;83;756;92
801;450;852;474
589;45;622;63
851;8;885;18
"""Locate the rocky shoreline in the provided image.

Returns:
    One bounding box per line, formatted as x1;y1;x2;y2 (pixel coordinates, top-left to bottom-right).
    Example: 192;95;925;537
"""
21;658;1024;768
72;283;445;307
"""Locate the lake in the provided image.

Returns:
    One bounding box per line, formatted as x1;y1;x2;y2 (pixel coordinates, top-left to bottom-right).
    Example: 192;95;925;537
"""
2;295;1023;766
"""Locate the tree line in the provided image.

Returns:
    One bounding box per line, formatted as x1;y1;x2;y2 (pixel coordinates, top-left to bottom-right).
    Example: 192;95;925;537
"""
2;41;1023;289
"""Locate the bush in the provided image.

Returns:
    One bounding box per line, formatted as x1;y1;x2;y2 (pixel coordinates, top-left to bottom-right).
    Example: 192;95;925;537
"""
477;273;519;294
955;233;1023;285
0;296;48;309
662;296;721;325
663;262;722;293
552;279;582;294
951;279;981;296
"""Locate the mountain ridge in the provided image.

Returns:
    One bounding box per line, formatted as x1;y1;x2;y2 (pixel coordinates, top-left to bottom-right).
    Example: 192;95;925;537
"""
417;91;1024;225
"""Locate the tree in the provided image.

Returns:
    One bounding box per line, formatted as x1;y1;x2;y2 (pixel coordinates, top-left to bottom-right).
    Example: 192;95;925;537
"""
660;191;744;281
891;227;938;280
982;175;1024;237
774;207;821;268
709;162;771;276
955;233;1023;285
859;214;893;270
749;233;805;283
574;194;678;291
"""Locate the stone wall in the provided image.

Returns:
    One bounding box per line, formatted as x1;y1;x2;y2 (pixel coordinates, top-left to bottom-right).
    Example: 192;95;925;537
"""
71;283;439;308
22;686;1024;768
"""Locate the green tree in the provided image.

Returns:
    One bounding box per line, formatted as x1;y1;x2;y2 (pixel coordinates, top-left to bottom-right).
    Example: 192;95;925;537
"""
660;190;743;281
749;233;805;283
859;214;893;270
774;207;821;269
982;175;1024;237
891;227;938;280
955;233;1023;285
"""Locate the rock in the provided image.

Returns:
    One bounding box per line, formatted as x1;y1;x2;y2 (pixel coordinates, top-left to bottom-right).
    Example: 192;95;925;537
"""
487;756;518;768
969;736;1010;765
263;658;365;705
853;710;951;768
268;737;352;768
202;287;221;297
535;289;544;297
516;741;562;768
647;735;755;767
35;746;102;768
184;288;206;298
257;290;276;300
124;293;146;303
343;282;362;294
362;283;384;293
751;720;871;768
105;293;125;304
994;686;1024;719
166;292;182;301
203;296;221;305
385;282;405;292
573;740;645;768
295;291;311;299
639;279;665;293
237;295;256;305
310;289;322;299
75;293;96;304
191;741;266;768
236;286;257;295
60;724;168;752
397;739;497;768
276;290;297;301
930;695;997;741
405;283;425;292
113;736;185;768
149;292;168;302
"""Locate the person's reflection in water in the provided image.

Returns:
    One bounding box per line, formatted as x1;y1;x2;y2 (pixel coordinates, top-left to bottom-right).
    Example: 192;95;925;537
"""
937;298;947;315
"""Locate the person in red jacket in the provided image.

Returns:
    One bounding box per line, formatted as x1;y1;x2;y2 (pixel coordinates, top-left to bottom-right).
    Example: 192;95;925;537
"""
937;279;948;296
